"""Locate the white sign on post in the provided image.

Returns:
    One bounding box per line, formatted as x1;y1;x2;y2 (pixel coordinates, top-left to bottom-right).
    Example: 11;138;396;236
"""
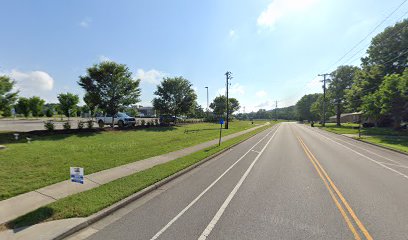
70;167;84;184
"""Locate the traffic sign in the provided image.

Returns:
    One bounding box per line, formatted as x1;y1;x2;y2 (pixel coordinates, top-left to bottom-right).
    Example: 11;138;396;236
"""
70;167;84;184
220;119;224;125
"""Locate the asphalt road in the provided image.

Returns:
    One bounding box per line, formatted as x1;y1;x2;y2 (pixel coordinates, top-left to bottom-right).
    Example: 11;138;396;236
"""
0;118;84;132
72;122;408;240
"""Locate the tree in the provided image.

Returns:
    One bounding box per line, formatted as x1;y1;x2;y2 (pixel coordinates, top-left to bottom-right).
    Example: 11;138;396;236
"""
345;65;385;112
78;61;141;125
16;97;30;117
345;19;408;114
295;93;321;121
57;93;79;117
310;94;334;122
361;91;382;127
209;95;240;117
363;19;408;75
269;106;297;120
328;65;359;126
83;92;99;117
377;71;408;129
28;96;45;117
188;103;206;118
0;75;18;117
254;109;271;119
153;77;197;120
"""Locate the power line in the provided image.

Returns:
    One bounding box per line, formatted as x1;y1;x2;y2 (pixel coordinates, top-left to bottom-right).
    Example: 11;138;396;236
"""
325;0;408;72
280;3;408;107
342;14;408;66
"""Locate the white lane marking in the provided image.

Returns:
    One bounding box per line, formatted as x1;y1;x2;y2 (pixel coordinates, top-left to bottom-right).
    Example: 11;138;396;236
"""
251;150;260;153
299;125;408;180
308;126;408;164
149;125;280;240
198;126;279;240
378;162;408;169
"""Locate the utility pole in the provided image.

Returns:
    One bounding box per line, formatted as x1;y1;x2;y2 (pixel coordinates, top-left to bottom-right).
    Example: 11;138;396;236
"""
205;86;209;117
318;73;330;127
275;100;278;121
225;71;232;129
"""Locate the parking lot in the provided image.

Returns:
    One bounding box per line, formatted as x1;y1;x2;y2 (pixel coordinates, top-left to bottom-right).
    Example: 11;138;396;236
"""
0;118;158;132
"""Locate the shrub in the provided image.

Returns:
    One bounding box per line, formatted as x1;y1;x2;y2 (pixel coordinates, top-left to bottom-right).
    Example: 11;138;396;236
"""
146;121;151;127
77;121;85;130
45;108;53;117
154;118;159;126
63;121;71;130
44;121;55;131
141;119;146;126
87;120;94;129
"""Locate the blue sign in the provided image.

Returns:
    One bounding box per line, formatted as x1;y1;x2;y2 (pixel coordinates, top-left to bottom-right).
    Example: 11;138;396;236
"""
70;167;84;184
220;119;224;125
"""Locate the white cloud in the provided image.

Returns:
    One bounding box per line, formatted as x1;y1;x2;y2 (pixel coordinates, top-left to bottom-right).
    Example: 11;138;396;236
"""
229;29;238;39
79;17;92;28
255;99;274;109
135;69;166;85
217;83;245;96
98;55;111;62
255;90;267;98
5;70;54;101
257;0;318;29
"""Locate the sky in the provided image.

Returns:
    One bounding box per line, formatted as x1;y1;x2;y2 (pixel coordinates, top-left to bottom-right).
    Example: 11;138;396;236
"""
1;0;407;112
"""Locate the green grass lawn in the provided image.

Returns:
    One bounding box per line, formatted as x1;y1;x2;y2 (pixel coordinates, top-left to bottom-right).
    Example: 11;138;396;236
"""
6;123;273;229
314;123;408;153
0;121;266;200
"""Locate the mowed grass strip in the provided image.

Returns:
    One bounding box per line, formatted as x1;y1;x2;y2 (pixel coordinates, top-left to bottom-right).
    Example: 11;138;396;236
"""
315;123;408;153
7;123;274;229
0;121;265;200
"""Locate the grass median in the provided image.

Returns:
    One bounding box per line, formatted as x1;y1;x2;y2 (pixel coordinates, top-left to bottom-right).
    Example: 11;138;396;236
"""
315;123;408;153
6;122;275;229
0;120;266;200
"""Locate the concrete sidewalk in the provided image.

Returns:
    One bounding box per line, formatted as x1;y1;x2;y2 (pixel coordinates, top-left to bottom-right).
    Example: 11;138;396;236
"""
0;123;268;226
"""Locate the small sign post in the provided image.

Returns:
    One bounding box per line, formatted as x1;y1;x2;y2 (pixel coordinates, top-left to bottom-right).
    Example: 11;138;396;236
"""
219;119;224;146
70;167;84;184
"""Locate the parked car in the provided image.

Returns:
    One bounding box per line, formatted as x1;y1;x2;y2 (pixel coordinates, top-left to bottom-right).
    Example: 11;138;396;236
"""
96;112;136;128
159;115;182;125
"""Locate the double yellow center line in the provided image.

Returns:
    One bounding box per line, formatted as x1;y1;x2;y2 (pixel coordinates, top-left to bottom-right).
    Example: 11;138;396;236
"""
296;135;373;240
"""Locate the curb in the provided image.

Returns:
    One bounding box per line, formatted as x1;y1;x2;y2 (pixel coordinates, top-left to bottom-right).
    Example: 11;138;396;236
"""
53;124;277;240
314;126;408;156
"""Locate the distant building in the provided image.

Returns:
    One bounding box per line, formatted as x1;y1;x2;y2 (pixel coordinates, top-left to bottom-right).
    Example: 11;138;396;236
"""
329;112;362;123
138;106;155;117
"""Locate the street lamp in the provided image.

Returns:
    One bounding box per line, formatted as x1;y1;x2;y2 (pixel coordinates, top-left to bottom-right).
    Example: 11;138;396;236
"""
205;87;209;117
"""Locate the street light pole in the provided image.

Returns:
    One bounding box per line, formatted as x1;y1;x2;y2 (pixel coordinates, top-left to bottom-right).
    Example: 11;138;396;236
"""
205;86;209;117
225;71;232;129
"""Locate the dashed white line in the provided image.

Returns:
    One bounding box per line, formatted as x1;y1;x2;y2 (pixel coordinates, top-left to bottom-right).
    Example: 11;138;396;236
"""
149;124;280;240
198;126;279;240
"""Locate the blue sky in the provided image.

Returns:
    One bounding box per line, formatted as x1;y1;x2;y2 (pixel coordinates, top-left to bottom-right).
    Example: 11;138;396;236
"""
1;0;407;112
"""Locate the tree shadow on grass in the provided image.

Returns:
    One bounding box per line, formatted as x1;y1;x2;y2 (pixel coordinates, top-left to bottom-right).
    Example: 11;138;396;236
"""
6;207;54;231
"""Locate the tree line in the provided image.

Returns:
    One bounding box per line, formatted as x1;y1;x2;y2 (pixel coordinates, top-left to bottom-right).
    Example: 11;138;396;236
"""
0;61;240;122
295;19;408;129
